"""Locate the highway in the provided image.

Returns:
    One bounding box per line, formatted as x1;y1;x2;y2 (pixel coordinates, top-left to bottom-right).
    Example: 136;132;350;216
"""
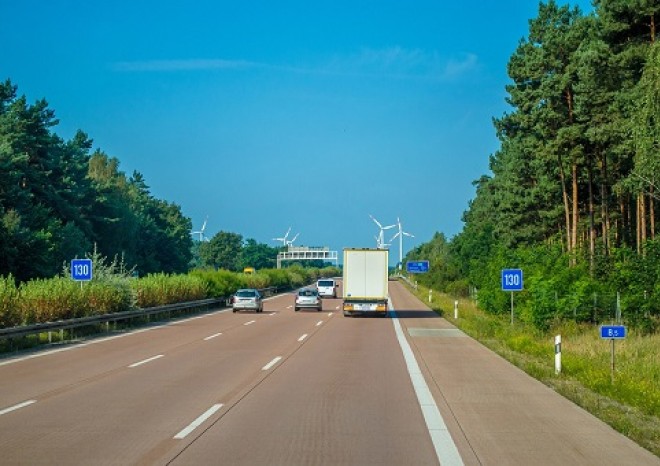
0;281;657;465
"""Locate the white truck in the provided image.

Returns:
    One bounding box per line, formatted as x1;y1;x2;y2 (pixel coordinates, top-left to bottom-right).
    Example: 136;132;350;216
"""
342;248;389;317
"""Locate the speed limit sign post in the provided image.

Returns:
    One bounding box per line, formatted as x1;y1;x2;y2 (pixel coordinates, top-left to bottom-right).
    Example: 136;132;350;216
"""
71;259;93;290
502;269;523;324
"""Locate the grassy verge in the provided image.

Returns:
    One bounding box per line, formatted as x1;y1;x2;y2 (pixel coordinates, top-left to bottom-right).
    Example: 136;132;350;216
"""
405;282;660;457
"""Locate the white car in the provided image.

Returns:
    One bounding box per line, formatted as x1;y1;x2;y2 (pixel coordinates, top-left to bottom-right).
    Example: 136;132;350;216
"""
232;289;264;313
316;278;337;298
294;288;322;312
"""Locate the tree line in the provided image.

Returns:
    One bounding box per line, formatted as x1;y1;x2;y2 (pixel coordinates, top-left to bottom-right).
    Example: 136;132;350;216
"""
406;1;659;331
0;79;195;281
0;80;290;282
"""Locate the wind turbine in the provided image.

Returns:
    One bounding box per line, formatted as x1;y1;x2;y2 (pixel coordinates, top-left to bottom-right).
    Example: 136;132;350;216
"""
390;217;414;269
273;227;291;247
369;214;396;249
192;216;209;242
286;233;300;248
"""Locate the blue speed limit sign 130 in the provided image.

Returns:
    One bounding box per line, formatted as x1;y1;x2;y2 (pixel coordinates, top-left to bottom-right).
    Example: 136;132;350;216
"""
501;269;523;291
71;259;93;281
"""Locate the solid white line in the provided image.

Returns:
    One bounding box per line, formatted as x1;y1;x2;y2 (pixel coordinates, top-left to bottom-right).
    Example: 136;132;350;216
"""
0;400;36;416
316;321;323;327
174;403;223;439
389;299;464;466
203;332;222;341
298;334;308;342
128;354;164;368
262;356;282;371
243;320;256;326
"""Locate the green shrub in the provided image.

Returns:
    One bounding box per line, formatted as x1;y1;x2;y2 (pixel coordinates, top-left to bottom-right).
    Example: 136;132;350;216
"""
0;275;21;327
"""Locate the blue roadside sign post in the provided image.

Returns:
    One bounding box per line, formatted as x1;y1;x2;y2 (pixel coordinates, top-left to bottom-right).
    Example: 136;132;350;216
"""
71;258;93;290
501;269;523;324
600;324;626;383
406;261;429;274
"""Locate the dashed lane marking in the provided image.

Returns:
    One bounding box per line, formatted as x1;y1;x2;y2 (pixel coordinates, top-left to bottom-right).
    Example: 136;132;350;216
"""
0;400;36;416
174;404;224;439
128;354;164;368
262;356;282;371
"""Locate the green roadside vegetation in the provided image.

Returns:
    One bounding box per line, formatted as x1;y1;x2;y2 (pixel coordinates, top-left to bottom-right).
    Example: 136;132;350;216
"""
403;281;660;457
0;249;339;329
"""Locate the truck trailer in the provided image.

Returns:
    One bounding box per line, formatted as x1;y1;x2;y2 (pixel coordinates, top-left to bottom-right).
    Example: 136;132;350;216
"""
342;248;389;317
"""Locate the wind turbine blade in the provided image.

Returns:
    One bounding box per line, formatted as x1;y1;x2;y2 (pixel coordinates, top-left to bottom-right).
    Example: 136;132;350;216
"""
383;224;396;230
403;232;414;238
390;232;400;241
369;214;383;229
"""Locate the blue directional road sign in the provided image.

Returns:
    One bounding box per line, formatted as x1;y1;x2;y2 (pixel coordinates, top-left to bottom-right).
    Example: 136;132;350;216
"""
600;325;626;339
501;269;523;291
71;258;93;281
406;260;429;273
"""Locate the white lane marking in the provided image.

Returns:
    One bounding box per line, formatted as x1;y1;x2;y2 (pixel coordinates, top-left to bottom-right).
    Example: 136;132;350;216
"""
262;356;282;371
0;308;234;368
0;400;37;416
298;334;308;342
286;305;293;309
203;333;222;341
389;299;464;466
269;312;276;316
243;320;256;326
128;354;164;368
334;305;340;310
328;312;333;317
174;403;223;439
316;321;323;327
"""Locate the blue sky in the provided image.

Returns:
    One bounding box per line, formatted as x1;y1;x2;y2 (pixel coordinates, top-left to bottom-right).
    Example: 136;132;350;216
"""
1;0;593;264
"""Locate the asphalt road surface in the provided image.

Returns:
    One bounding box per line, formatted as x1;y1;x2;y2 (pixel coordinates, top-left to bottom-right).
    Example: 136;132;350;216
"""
0;281;657;465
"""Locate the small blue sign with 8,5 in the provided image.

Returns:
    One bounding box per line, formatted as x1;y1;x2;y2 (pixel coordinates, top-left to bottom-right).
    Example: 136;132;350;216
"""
71;258;93;281
600;325;626;339
501;269;523;291
406;260;429;273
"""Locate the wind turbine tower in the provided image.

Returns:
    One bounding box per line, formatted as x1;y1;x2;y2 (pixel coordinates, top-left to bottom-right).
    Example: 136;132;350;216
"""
369;214;396;249
192;216;209;242
390;217;414;269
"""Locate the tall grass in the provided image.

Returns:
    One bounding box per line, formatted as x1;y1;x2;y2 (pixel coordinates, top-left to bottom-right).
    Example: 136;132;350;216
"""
407;281;660;456
0;264;330;329
132;273;207;308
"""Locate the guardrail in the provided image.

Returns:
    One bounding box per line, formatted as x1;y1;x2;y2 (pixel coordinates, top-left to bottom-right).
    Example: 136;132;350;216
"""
0;298;225;342
0;286;280;345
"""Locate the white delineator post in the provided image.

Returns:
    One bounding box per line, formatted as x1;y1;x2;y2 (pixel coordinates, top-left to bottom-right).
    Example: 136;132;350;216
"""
429;289;433;303
454;300;458;319
555;335;562;375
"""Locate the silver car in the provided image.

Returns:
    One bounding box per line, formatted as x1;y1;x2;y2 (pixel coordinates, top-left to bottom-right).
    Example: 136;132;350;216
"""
232;289;264;313
294;288;322;312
